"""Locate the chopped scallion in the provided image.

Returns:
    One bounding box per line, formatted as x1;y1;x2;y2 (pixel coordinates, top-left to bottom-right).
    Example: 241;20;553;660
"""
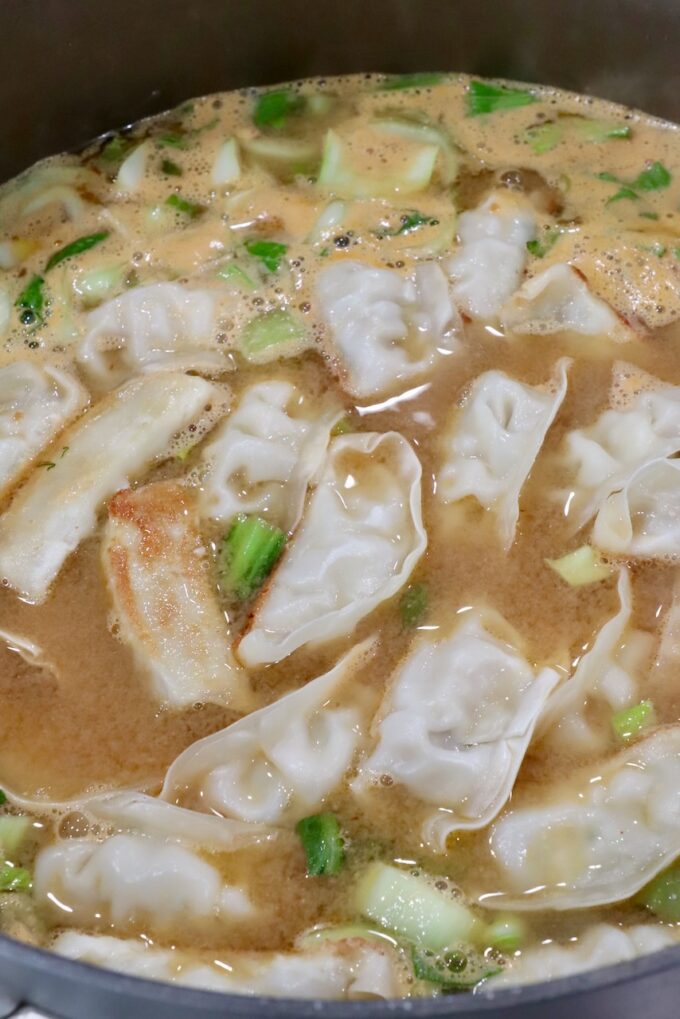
296;813;345;876
253;90;305;130
399;583;428;629
15;275;46;327
0;790;6;806
216;262;257;291
219;514;285;601
379;72;445;91
244;239;288;273
165;193;204;218
526;227;561;258
467;80;537;116
45;231;110;272
158;132;189;150
611;699;656;741
161;157;183;177
526;122;562;154
100;135;132;163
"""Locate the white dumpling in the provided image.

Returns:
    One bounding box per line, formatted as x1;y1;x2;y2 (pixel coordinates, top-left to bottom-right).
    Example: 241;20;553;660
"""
0;361;88;499
593;458;680;558
34;833;254;933
437;359;570;549
161;641;374;825
0;373;216;603
447;191;537;319
352;612;559;851
238;431;426;667
500;264;636;342
485;726;680;910
316;260;461;399
487;924;679;988
77;282;227;388
102;480;252;711
199;380;342;531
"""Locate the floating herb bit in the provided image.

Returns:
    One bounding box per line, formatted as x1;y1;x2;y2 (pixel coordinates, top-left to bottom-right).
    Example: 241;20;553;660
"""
377;211;439;238
15;275;46;327
526;227;561;258
158;132;189;150
244;238;288;273
467;80;537;116
485;914;527;952
253;90;306;130
240;309;306;358
296;813;345;876
100;135;132;163
546;546;613;587
45;231;110;272
219;514;285;601
400;583;428;628
612;700;656;741
161;157;183;177
0;866;31;892
379;72;445;92
599;161;672;203
637;865;680;921
526;122;562;154
165;193;204;218
0;790;6;806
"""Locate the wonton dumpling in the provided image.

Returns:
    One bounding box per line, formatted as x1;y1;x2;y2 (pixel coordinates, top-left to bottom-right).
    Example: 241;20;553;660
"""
0;373;216;603
352;612;559;850
0;361;88;499
485;726;680;910
238;431;426;667
77;282;227;388
437;359;570;549
500;264;636;342
199;380;342;531
316;260;461;399
34;833;253;933
161;641;374;825
447;191;537;320
593;458;680;559
102;481;252;710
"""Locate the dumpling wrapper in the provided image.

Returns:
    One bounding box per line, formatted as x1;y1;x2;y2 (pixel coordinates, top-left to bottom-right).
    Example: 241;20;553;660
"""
102;481;252;711
0;361;88;500
238;431;426;667
593;457;680;559
437;359;570;549
316;260;461;399
352;611;559;851
199;379;342;531
484;725;680;910
161;640;375;825
0;372;217;603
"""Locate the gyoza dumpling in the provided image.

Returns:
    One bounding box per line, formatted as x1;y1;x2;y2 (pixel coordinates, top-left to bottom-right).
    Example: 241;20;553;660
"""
446;191;537;319
352;611;559;851
0;372;218;603
316;260;461;399
485;726;680;910
77;282;228;389
199;380;342;531
238;431;426;667
161;641;375;825
593;458;680;558
0;361;88;499
437;359;570;549
102;481;252;711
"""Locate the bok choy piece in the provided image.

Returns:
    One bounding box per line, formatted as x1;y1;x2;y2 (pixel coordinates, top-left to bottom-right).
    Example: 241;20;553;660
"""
467;80;537;116
546;545;612;587
218;514;285;600
412;945;501;990
0;866;31;892
637;865;680;921
240;309;306;360
318;129;438;198
296;813;345;876
253;90;305;130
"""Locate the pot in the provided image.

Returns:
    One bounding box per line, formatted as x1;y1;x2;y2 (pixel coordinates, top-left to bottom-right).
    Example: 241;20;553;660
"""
0;0;678;1016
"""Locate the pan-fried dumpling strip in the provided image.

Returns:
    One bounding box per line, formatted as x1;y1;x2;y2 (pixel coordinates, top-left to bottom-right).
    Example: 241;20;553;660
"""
352;612;559;851
0;373;216;603
102;481;252;711
0;361;88;500
315;260;461;399
446;191;537;319
593;458;680;559
77;282;227;388
199;380;342;531
486;924;679;988
484;726;680;910
437;359;570;550
500;264;636;342
54;932;404;999
34;833;254;934
161;641;374;825
238;432;426;667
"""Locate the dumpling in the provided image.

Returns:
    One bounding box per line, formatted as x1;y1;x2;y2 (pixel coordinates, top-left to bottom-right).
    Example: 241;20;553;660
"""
446;191;537;319
500;264;636;342
485;726;680;910
102;481;252;710
593;458;680;558
437;359;570;549
54;932;404;999
161;641;374;825
77;282;228;389
199;380;342;531
352;611;559;851
315;260;461;399
0;373;217;603
486;924;679;988
34;833;254;933
238;431;426;667
0;361;88;499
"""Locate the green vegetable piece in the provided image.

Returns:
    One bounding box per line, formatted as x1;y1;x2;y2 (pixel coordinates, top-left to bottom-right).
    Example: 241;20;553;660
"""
467;80;537;116
377;211;439;238
0;866;31;892
640;211;660;220
45;231;110;272
158;132;189;150
296;813;345;876
165;193;204;218
400;583;428;629
15;275;46;327
219;514;285;601
612;699;656;741
379;72;445;91
100;135;132;163
673;247;680;261
546;545;612;587
0;791;6;806
412;946;501;990
241;310;306;359
216;262;257;291
575;119;632;143
526;227;561;258
175;445;194;462
526;122;562;154
244;238;288;273
0;816;30;857
485;914;527;952
253;90;305;130
161;157;183;177
637;865;680;921
633;161;672;191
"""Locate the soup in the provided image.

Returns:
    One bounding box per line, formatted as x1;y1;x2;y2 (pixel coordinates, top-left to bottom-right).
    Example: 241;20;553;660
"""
0;71;679;998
